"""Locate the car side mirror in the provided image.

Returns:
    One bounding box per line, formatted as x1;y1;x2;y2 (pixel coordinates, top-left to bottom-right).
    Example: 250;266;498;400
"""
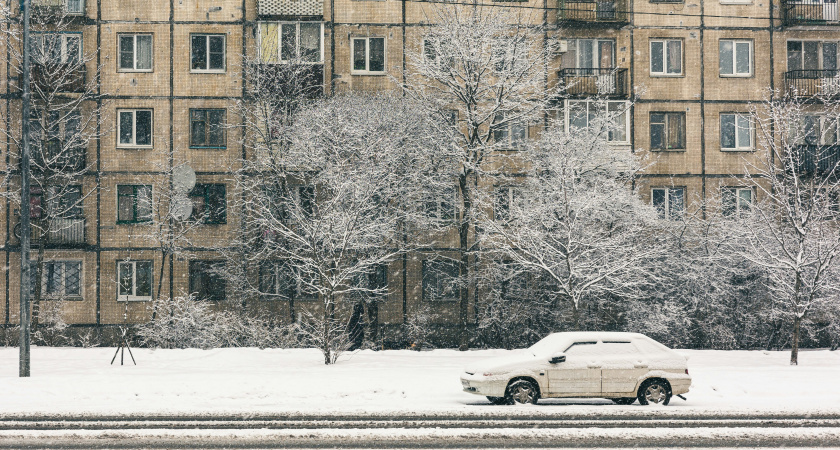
549;352;566;364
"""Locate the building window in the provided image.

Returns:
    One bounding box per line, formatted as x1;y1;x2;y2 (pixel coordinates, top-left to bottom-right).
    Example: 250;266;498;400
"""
720;40;752;77
41;261;82;299
720;113;753;151
118;109;153;148
796;115;839;145
423;39;453;71
189;184;226;224
493;113;527;149
29;109;85;170
351;37;385;74
351;264;388;301
189;261;226;301
65;0;84;13
258;22;323;63
47;185;83;219
118;34;152;72
561;39;615;70
190;109;226;148
426;187;456;222
564;100;629;143
650;39;682;76
118;261;152;301
422;260;460;302
652;187;685;219
650;112;686;151
722;187;753;217
117;185;152;224
31;33;81;65
190;34;225;72
787;41;838;72
494;186;521;222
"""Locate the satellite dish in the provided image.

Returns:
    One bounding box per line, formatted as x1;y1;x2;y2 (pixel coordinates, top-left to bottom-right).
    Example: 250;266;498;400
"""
173;164;196;193
170;193;194;221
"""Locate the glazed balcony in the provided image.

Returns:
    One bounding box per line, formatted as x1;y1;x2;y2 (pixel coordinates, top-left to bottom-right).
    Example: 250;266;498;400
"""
32;63;86;93
782;0;840;26
559;68;629;98
558;0;628;24
784;70;840;98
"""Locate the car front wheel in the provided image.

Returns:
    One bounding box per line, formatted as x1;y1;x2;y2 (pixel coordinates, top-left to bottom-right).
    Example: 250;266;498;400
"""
505;380;539;405
637;379;671;406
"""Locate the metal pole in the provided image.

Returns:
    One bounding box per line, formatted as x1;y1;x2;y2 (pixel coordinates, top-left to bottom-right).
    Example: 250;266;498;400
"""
19;0;32;378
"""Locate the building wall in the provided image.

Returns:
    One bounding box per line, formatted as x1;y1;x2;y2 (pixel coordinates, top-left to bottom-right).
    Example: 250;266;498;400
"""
0;0;830;343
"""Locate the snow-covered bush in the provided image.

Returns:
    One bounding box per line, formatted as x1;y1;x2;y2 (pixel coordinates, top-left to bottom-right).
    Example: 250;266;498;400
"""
136;296;295;349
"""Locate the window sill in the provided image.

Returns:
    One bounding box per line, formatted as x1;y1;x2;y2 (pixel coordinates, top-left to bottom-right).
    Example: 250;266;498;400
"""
117;69;154;73
118;296;151;302
117;145;153;150
351;71;387;76
190;146;227;150
720;74;753;78
650;73;684;77
720;147;754;152
190;70;227;74
650;148;687;152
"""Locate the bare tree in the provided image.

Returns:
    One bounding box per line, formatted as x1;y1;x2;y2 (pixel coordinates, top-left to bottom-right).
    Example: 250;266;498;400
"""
730;92;840;364
230;93;455;364
401;5;560;349
0;2;108;325
477;106;667;332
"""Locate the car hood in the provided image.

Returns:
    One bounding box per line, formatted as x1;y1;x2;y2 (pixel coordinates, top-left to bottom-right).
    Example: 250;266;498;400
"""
464;351;539;375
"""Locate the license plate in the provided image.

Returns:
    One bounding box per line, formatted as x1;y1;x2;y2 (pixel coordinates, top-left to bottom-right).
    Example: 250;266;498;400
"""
461;380;470;388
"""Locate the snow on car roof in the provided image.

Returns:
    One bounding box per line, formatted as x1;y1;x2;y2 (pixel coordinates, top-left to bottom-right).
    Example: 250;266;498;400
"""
528;332;667;356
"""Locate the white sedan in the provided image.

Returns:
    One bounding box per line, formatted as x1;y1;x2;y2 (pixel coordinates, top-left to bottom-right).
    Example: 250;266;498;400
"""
461;332;691;405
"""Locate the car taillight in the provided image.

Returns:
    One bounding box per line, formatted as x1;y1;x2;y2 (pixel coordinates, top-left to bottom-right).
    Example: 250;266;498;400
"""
685;369;689;375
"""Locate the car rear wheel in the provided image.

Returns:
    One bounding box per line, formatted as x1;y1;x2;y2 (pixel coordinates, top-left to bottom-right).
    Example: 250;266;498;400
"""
505;380;539;405
611;397;636;405
486;396;507;405
637;379;671;406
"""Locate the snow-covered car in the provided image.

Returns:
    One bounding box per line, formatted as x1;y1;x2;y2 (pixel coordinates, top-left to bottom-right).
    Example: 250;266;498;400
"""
461;332;691;405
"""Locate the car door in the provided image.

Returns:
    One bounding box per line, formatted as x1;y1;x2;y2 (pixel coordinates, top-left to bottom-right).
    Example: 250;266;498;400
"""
546;341;602;395
599;341;649;394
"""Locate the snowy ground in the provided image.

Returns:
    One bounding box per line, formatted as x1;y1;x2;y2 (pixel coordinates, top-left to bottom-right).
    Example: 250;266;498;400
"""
1;346;839;416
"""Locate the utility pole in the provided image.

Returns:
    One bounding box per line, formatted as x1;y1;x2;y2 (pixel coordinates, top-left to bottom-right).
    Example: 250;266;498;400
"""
19;0;32;378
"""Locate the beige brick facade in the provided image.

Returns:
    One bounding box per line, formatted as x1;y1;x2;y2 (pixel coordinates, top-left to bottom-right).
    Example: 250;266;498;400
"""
0;0;832;342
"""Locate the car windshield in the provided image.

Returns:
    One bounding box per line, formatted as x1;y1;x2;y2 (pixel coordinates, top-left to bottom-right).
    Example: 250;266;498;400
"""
527;334;567;357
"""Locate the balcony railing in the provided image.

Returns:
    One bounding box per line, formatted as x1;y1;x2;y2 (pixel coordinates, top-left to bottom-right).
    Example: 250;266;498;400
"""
794;145;840;176
33;143;87;173
257;0;322;17
782;0;840;26
558;0;628;23
784;70;840;98
15;218;86;246
559;68;629;98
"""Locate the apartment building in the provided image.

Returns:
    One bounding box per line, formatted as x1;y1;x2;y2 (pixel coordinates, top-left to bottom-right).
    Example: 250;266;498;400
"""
0;0;835;344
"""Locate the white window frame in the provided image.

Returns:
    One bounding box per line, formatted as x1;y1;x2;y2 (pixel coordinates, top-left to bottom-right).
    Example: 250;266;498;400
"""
493;113;528;150
257;22;324;64
190;34;226;73
720;113;754;151
722;187;753;218
561;100;630;144
649;39;682;76
652;187;685;219
31;32;81;65
719;0;752;5
719;39;753;77
494;186;522;222
351;37;386;75
117;109;153;148
565;39;615;69
40;260;83;300
117;260;153;301
64;0;84;14
118;34;153;72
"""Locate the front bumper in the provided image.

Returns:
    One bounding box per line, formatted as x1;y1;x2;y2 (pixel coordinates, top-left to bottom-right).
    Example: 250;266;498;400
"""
460;373;508;397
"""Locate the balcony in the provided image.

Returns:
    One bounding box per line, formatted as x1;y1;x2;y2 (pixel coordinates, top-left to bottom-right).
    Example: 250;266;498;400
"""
33;143;87;174
559;68;629;98
15;218;86;246
254;63;324;99
558;0;628;24
32;64;86;93
257;0;322;18
28;0;85;18
794;145;840;176
782;0;840;26
784;70;840;98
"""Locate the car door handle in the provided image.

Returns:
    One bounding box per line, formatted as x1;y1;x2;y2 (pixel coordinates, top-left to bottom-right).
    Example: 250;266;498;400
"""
588;365;601;369
634;364;648;368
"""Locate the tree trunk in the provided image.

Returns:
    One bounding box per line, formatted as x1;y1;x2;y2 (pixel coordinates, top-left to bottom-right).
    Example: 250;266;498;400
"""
790;315;801;366
367;301;379;347
570;301;581;332
458;174;471;351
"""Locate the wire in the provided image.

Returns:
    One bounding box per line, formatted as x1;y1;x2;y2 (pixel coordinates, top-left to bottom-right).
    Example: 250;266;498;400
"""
403;0;781;22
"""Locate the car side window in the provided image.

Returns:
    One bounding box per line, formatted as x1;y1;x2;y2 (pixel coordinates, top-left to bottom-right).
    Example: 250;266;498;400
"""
564;341;598;355
600;341;641;355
